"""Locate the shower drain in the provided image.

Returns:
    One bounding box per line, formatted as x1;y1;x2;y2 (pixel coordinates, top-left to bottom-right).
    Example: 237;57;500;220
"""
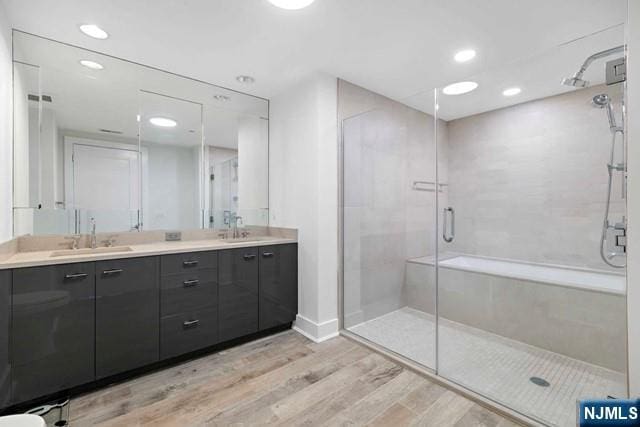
529;376;550;387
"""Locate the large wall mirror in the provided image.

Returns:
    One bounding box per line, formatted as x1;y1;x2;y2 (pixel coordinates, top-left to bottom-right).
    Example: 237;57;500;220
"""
12;31;269;236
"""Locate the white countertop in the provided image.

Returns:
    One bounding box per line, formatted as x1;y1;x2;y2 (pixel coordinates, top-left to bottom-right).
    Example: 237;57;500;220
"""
0;236;297;270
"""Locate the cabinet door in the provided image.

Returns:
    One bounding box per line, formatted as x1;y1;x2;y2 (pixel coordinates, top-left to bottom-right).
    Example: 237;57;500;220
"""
96;257;159;379
0;270;10;409
11;263;95;403
259;244;298;330
218;248;259;342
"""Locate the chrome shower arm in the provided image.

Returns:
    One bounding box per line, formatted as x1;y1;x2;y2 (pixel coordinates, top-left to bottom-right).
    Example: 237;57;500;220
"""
572;45;624;80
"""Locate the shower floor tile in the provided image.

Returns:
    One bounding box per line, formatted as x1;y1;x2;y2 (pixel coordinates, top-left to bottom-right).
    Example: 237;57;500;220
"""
348;307;626;427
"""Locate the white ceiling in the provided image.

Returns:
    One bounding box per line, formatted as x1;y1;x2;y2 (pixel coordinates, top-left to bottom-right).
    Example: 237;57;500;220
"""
13;31;268;148
3;0;628;118
406;23;626;120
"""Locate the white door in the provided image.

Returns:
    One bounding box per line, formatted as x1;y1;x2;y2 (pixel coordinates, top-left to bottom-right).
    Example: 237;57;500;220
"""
71;143;140;233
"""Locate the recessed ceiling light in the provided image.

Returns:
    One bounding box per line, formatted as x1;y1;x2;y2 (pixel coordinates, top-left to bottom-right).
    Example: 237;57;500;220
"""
79;24;109;39
213;95;231;101
268;0;315;10
149;117;177;128
442;81;478;95
236;75;255;84
79;60;104;70
502;87;522;97
454;49;476;63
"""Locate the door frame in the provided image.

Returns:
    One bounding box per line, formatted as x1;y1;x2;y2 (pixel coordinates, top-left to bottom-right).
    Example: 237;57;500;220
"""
63;136;149;231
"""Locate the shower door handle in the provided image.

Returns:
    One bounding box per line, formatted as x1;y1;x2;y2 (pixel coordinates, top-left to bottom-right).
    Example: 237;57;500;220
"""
443;207;455;243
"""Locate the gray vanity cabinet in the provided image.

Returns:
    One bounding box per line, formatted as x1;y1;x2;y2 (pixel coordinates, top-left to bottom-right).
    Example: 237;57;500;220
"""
11;263;95;403
0;242;297;410
95;257;159;379
259;244;298;330
218;247;259;342
0;271;10;408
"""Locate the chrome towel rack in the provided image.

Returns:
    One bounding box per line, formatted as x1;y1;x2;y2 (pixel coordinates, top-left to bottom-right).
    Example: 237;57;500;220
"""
412;181;448;192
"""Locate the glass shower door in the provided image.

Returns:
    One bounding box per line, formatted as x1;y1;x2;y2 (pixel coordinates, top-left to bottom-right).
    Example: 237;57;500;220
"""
340;88;438;370
434;26;628;427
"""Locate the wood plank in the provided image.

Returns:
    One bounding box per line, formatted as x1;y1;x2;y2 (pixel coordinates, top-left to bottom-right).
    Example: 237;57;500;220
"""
367;402;416;427
400;381;448;414
454;404;521;427
207;350;379;425
409;390;476;427
71;331;313;425
322;369;425;426
281;361;404;427
208;352;384;425
67;331;519;427
71;330;306;415
93;336;362;426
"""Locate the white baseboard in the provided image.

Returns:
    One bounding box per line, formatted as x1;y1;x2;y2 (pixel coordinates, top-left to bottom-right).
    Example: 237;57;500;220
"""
292;314;339;343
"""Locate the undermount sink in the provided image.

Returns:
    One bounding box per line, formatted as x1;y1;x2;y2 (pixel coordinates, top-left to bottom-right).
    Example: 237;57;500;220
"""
50;246;133;257
222;236;268;244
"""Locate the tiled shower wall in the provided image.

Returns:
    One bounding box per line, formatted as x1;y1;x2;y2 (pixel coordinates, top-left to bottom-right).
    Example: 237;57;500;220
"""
340;80;446;326
444;84;625;270
342;81;624;330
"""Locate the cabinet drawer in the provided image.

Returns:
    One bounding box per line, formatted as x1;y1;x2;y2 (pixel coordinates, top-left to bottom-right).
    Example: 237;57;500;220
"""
161;251;217;276
160;307;218;359
160;270;217;316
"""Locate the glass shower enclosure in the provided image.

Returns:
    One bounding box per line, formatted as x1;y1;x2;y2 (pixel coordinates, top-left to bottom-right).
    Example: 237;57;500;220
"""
340;21;628;427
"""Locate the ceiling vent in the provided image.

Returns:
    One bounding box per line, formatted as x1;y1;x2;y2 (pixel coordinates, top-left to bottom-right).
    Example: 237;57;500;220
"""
99;128;124;135
27;94;53;102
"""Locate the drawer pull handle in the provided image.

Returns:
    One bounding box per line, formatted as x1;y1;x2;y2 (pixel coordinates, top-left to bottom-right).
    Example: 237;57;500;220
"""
102;269;123;276
262;252;274;258
183;319;199;328
183;260;199;267
183;279;199;287
243;254;256;260
65;273;88;280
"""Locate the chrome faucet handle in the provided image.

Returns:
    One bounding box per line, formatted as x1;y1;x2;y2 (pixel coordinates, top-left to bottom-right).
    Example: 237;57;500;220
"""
101;235;117;247
241;231;250;238
63;235;82;250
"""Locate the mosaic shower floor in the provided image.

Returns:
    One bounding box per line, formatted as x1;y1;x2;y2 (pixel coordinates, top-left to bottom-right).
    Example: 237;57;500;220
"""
348;307;626;427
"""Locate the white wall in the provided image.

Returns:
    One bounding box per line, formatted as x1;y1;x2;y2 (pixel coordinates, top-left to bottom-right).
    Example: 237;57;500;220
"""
269;73;339;342
40;107;59;209
143;142;201;231
626;0;640;397
0;3;10;242
238;116;268;225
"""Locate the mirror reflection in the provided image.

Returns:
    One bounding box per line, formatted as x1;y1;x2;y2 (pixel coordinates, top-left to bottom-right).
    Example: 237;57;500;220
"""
11;31;269;236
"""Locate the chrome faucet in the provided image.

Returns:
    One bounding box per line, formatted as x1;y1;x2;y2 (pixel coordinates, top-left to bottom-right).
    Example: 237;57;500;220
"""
63;235;81;250
232;215;243;239
101;235;117;247
90;217;97;249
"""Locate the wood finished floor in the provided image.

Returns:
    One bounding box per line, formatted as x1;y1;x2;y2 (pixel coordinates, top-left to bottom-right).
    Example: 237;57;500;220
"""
69;331;523;426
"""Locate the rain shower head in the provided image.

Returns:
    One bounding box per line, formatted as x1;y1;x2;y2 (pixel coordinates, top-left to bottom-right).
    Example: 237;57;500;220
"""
562;76;589;88
562;45;624;89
